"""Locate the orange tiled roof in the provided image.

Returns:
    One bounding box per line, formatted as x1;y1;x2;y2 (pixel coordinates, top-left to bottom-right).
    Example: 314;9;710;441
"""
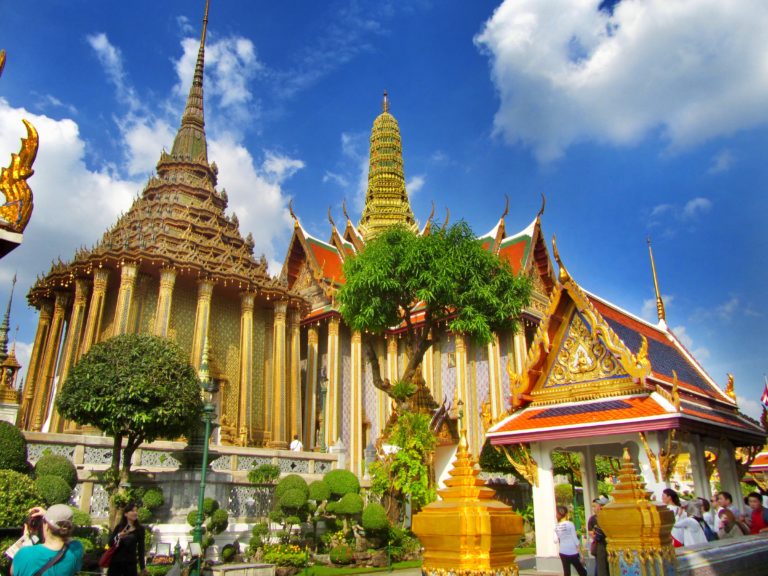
498;235;530;275
750;452;768;472
306;236;345;284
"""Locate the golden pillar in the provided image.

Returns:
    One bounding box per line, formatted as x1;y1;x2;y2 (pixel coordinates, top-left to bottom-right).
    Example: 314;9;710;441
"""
18;299;53;429
422;345;434;392
288;307;302;442
511;331;526;374
269;301;288;448
152;267;177;338
31;291;69;431
237;292;255;446
112;262;138;336
262;314;274;446
80;268;109;356
349;330;364;475
190;280;214;370
304;325;319;449
50;278;90;433
455;333;468;403
325;316;341;446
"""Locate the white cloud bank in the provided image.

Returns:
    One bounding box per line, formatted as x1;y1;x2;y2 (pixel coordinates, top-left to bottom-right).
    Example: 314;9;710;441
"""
475;0;768;161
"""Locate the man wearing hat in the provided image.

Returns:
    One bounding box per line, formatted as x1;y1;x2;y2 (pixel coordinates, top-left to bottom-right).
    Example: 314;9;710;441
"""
10;505;84;576
588;496;610;576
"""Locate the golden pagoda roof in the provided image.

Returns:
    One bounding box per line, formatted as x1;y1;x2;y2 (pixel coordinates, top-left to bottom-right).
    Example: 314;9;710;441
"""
357;92;418;240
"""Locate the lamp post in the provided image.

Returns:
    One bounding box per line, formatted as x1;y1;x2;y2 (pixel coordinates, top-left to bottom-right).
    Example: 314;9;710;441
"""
191;342;218;576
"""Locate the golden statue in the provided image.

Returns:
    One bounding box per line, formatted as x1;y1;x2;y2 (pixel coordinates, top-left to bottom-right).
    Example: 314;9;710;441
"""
725;373;736;400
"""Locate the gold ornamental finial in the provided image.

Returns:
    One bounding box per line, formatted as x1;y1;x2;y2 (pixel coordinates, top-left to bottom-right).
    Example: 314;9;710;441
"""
327;206;337;229
342;199;351;223
382;90;389;113
551;235;571;283
288;199;298;227
647;238;666;323
725;373;736;400
0;50;5;76
537;192;546;219
500;195;509;220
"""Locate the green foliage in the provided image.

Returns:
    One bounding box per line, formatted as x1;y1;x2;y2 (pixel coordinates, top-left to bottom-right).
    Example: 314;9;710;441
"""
0;470;41;527
0;422;28;473
387;527;421;562
56;334;203;488
252;522;269;538
597;480;614;497
263;543;307;567
34;454;77;489
221;544;236;563
329;543;354;565
390;381;416;402
370;412;437;513
276;474;309;501
208;508;229;534
517;503;535;531
137;507;152;524
554;484;573;505
0;536;15;576
203;497;219;516
280;488;309;511
73;536;95;553
248;463;281;485
334;493;363;516
145;566;173;576
141;488;164;511
70;507;92;528
324;469;360;498
338;222;531;348
187;509;202;527
361;503;389;532
308;480;331;502
34;475;72;506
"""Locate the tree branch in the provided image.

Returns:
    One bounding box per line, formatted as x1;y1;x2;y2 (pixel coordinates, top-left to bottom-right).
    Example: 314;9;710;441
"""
365;339;391;395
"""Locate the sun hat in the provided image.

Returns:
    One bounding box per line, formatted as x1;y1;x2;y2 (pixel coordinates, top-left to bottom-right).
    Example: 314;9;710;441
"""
44;504;73;529
594;496;609;505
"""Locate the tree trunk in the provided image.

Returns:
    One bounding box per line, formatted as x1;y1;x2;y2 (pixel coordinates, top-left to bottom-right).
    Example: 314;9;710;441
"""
107;433;123;529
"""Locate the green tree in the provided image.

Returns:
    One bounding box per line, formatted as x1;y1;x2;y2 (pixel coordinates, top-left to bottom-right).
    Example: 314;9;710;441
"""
56;334;203;494
337;222;530;399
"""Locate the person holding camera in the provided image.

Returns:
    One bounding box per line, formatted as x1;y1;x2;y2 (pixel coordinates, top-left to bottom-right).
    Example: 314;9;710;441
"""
106;502;147;576
9;505;84;576
588;497;610;576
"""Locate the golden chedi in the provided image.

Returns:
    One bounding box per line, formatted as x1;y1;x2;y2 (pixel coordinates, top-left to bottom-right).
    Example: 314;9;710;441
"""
412;429;523;576
598;448;675;576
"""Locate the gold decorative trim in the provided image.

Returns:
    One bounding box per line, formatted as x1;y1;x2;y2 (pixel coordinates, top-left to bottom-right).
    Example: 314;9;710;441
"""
638;432;659;483
496;443;538;486
0;118;37;233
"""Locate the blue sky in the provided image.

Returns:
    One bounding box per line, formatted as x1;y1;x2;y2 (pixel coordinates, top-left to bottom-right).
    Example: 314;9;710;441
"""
0;0;766;419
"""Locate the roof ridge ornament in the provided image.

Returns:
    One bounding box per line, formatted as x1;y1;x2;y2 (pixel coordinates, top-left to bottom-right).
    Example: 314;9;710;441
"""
537;192;546;219
382;90;389;113
551;234;571;283
647;238;666;326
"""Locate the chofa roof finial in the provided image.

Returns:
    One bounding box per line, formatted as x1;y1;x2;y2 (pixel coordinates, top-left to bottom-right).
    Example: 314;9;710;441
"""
647;238;666;324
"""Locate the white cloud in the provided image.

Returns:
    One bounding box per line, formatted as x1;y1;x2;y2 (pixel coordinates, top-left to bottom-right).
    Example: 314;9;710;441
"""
682;197;712;219
671;325;709;361
122;118;175;176
407;175;425;195
707;149;734;174
475;0;768;161
641;294;673;323
262;151;305;183
737;395;762;421
323;171;349;188
87;33;140;113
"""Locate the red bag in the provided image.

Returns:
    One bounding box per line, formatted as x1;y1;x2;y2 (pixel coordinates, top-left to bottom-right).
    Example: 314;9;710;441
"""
99;545;119;568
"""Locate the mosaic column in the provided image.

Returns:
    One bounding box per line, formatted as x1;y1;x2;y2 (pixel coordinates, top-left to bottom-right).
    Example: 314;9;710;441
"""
269;301;288;448
288;307;302;442
349;330;364;475
112;262;138;336
454;334;470;447
50;278;90;433
190;280;214;370
237;292;255;446
262;314;274;445
152;267;177;338
303;325;319;449
79;268;109;356
31;291;70;431
18;298;53;429
488;335;504;419
324;316;341;447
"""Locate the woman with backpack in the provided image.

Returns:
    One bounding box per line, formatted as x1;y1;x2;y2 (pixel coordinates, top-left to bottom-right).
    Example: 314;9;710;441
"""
672;500;708;546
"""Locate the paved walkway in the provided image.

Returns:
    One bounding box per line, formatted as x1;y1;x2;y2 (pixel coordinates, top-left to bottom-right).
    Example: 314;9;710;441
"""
357;555;562;575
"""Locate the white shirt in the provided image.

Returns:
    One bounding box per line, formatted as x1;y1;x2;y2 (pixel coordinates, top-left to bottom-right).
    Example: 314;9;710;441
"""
289;438;303;452
673;516;707;546
668;505;685;544
554;520;581;556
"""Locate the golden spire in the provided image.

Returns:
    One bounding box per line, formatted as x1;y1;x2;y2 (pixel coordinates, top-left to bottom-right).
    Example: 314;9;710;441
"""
647;238;666;324
170;0;210;162
358;92;418;240
0;273;16;363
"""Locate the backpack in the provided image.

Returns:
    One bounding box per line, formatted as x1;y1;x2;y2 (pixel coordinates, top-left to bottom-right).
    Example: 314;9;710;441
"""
696;518;718;542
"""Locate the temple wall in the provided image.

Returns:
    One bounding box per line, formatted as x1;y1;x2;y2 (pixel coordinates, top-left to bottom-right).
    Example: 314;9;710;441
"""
251;307;266;435
340;326;351;450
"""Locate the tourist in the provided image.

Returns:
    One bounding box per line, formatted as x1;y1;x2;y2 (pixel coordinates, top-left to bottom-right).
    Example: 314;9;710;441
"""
554;505;587;576
744;492;768;535
10;505;84;576
587;496;610;576
716;491;741;518
716;508;748;539
661;488;684;547
698;497;717;534
672;500;708;546
107;502;147;576
289;434;303;452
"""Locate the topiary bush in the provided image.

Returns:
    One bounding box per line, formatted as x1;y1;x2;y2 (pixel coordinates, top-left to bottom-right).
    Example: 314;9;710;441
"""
34;454;77;489
0;470;41;527
323;470;359;498
70;507;92;528
141;488;164;511
208;508;229;534
308;480;330;502
329;543;354;565
35;475;72;506
137;507;152;524
279;488;308;511
554;483;572;505
0;422;28;473
275;474;308;501
203;497;219;516
334;493;363;516
362;502;389;532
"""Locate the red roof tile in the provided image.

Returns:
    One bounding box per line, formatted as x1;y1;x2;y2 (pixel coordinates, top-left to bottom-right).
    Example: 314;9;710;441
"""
306;237;345;284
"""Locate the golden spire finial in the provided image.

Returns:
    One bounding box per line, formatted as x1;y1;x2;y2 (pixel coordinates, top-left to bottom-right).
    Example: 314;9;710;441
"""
342;199;351;223
327;206;337;229
647;238;666;323
725;373;736;400
551;235;571;283
0;50;5;77
500;195;509;220
382;90;389;113
537;192;546;219
288;199;298;228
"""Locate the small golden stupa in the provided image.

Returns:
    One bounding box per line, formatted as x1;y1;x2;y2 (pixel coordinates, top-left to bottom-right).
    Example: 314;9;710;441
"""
599;448;675;576
412;429;523;576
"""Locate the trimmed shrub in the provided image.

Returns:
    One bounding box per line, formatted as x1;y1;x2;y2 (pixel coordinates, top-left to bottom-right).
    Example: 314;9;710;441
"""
554;483;572;505
35;475;72;506
208;508;229;534
323;470;359;498
248;464;280;485
325;501;337;514
308;480;330;502
203;497;219;516
141;488;164;511
137;507;152;524
34;454;77;489
275;474;308;501
187;509;202;527
70;507;92;528
221;544;236;563
280;488;308;511
362;503;389;532
329;543;354;565
0;470;41;526
335;493;363;516
0;422;28;473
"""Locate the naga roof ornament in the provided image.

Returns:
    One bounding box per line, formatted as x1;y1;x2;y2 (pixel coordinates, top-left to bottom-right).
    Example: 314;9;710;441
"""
357;91;418;240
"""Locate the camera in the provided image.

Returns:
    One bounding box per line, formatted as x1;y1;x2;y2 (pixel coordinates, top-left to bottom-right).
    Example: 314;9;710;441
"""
26;515;43;533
